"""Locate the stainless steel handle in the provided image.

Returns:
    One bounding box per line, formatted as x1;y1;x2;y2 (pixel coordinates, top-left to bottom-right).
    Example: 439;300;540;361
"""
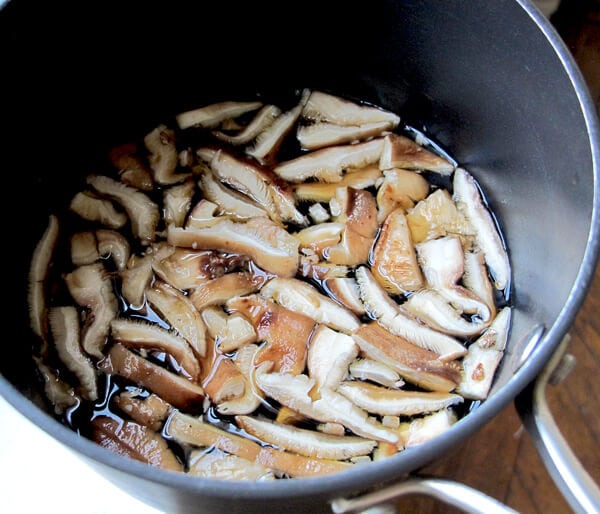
515;334;600;514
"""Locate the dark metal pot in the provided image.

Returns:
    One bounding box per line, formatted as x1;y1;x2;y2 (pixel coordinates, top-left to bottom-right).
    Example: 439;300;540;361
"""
1;1;598;512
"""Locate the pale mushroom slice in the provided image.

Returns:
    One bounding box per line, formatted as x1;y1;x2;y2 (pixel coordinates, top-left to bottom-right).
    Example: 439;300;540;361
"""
337;381;463;416
371;209;424;294
70;191;127;229
256;372;399;444
110;319;201;381
168;217;299;277
379;134;454;175
185;200;223;229
199;171;268;220
352;323;462;393
65;263;118;359
190;272;267;311
399;408;457;448
96;229;130;271
307;325;358;391
294;222;344;256
176;101;263;129
167;411;352;477
453;168;510;290
324;277;365;316
113;390;170;431
298;258;349;282
349;358;404;388
212;105;282;145
49;306;98;401
260;278;360;334
301;91;400;127
463;250;497;320
457;307;511;400
274;138;385;183
146;281;207;357
87;175;160;244
91;416;182;472
308;203;330;224
227;294;314;375
188;449;274;481
99;343;205;411
29;215;59;342
163;178;195;228
120;254;154;308
297;121;393;150
200;307;257;354
144;124;189;185
355;267;466;360
236;415;376;461
71;231;100;266
376;168;430;223
406;188;475;245
108;143;154;191
294;164;382;202
34;357;78;414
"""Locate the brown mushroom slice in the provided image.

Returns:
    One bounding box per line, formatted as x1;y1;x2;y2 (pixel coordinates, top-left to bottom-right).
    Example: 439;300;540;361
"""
199;172;267;220
163;178;195;228
185;200;223;229
49;307;98;401
109;143;154;191
91;416;182;472
376;168;430;223
404;290;487;337
190;272;267;311
110;319;201;381
205;150;306;225
260;278;360;334
236;415;376;461
113;390;170;431
71;231;100;266
65;263;117;359
144;124;189;185
371;209;424;294
87;175;160;244
99;344;204;411
301;91;400;127
416;236;491;321
352;323;462;393
298;258;349;282
379;134;454;174
212;105;282;145
70;191;127;229
457;307;511;400
34;357;78;414
324;277;365;316
338;381;463;416
201;307;257;353
294;164;382;202
400;408;457;448
307;326;358;391
297;121;393;150
120;254;154;308
168;217;299;278
256;372;399;444
453;168;511;290
274;138;385;183
146;281;207;357
188;449;274;481
176;101;263;130
96;229;130;271
463;250;497;320
349;358;404;388
294;222;344;256
354;267;466;360
151;248;212;291
167;411;351;477
406;189;475;245
227;295;314;375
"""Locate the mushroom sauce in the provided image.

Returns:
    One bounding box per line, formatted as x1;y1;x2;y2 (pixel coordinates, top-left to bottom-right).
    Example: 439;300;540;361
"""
29;90;511;479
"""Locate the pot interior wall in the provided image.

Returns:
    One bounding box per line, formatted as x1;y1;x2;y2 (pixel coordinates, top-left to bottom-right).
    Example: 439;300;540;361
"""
0;1;596;512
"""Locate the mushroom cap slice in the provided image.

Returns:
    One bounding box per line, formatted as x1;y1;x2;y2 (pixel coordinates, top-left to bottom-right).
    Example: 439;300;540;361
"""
236;415;376;461
463;250;497;320
400;408;457;448
274;139;385;183
355;266;401;322
113;391;170;431
34;357;78;415
349;358;404;388
376;168;430;223
190;272;267;311
297;121;393;151
260;278;360;334
109;143;154;191
294;222;344;256
201;306;257;354
120;254;154;308
379;134;454;175
70;191;127;229
71;231;100;266
176;101;263;129
337;381;463;416
96;229;130;271
212;105;282;145
324;277;365;316
163;178;195;228
453;168;510;290
185;199;222;229
144;124;189;185
167;218;299;278
188;449;274;481
49;306;98;401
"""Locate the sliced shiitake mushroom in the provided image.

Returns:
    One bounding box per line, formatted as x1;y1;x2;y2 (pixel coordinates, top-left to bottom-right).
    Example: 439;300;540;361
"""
212;105;282;145
176;101;262;130
163;178;195;228
379;134;454;174
70;191;127;229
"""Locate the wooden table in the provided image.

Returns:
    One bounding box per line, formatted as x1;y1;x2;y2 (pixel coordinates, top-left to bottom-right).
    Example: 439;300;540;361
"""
397;4;600;512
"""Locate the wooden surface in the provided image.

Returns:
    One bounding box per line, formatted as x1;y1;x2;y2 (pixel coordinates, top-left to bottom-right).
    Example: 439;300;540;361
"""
395;3;600;513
